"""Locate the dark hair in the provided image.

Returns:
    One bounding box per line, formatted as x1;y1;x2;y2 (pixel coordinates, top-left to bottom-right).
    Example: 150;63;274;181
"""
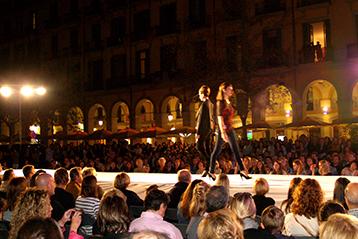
7;177;27;211
69;167;81;181
205;186;229;213
16;217;63;239
333;177;350;210
114;173;130;190
199;85;211;97
54;168;69;185
81;175;98;198
2;169;14;182
318;200;346;223
22;165;34;178
144;189;169;211
281;177;302;214
216;82;233;101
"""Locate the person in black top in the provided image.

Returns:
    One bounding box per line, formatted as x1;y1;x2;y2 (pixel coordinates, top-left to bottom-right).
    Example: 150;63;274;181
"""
53;167;75;211
195;85;215;178
209;82;251;180
114;173;143;207
252;178;275;216
167;169;191;208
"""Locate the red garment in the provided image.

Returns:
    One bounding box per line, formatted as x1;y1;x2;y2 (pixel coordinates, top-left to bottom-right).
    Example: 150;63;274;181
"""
216;100;235;130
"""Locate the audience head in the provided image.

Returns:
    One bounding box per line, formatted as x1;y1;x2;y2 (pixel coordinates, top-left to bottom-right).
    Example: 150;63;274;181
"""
318;200;346;223
189;181;210;218
230;192;256;219
177;169;191;184
96;189;130;235
215;173;230;195
114;172;130;190
29;169;46;187
291;178;323;218
16;217;63;239
333;177;350;209
7;177;27;211
131;230;170;239
54;167;69;186
82;167;97;177
205;186;229;213
69;167;82;183
22;165;35;180
179;179;203;218
81;175;98;198
345;182;358;209
197;208;244;239
319;214;358;239
146;184;159;196
10;188;52;239
253;178;269;196
261;206;285;235
35;173;56;196
144;189;169;216
2;168;15;183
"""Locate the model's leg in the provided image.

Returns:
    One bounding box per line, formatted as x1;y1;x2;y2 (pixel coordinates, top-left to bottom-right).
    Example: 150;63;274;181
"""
209;131;224;173
226;129;244;170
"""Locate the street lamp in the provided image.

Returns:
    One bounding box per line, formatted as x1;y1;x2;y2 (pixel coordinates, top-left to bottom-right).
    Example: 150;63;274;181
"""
0;85;46;144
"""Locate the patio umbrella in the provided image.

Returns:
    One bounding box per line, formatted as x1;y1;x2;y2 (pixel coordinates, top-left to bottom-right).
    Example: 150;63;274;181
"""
67;131;88;140
237;121;274;130
281;117;331;128
134;127;167;138
87;129;112;140
161;126;196;137
111;128;139;139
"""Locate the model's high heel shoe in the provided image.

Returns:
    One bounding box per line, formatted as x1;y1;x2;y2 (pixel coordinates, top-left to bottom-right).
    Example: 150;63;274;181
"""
239;171;252;180
201;170;208;178
208;172;216;181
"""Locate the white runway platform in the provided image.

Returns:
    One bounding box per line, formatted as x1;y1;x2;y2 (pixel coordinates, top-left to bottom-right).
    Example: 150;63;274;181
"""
13;170;358;206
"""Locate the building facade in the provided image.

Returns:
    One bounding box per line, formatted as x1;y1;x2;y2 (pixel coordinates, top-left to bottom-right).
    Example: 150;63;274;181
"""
0;0;357;141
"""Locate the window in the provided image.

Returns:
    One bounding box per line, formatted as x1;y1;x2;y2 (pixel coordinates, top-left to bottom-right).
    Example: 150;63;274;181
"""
87;60;103;91
91;23;101;48
302;20;331;63
255;0;285;15
133;10;150;40
110;54;127;87
160;45;177;72
193;40;207;71
188;0;206;28
51;34;58;58
109;17;126;46
136;50;150;79
159;3;177;35
226;36;241;72
262;28;283;67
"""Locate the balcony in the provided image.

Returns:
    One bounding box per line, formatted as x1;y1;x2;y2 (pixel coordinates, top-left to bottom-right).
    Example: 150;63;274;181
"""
299;45;332;64
297;0;330;8
347;44;358;59
255;2;286;16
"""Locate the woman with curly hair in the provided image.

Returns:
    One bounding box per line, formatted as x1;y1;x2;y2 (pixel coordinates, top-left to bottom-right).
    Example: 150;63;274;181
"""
93;189;131;238
177;179;203;224
283;178;324;237
4;177;27;221
186;182;210;239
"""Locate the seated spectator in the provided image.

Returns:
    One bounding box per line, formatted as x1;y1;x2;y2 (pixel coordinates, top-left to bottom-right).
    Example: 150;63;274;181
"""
177;179;203;224
252;178;275;216
0;169;14;192
133;158;150;173
261;206;294;239
53;167;75;212
75;175;100;236
318;200;346;223
114;172;143;207
345;182;358;218
280;177;302;214
230;192;274;239
319;214;358;239
186;182;210;239
131;230;170;239
146;184;159;196
129;189;182;239
22;164;35;186
29;169;46;187
333;177;350;210
66;167;83;199
16;217;64;239
283;178;323;237
93;189;130;238
214;173;230;197
167;169;191;209
82;167;104;199
197;208;244;239
292;159;304;175
0;196;9;239
4;177;27;222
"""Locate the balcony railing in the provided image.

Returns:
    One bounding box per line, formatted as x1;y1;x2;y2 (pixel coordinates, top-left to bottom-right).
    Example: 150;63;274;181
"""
255;2;286;16
299;45;332;64
297;0;330;8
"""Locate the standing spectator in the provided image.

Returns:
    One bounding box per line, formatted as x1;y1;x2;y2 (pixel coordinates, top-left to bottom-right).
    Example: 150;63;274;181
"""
167;169;191;208
345;182;358;218
66;167;83;199
252;178;275;216
129;189;183;239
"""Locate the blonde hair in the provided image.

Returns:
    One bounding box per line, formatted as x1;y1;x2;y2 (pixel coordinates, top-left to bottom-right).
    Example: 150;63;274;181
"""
230;192;256;219
198;208;244;239
114;172;130;190
82;167;97;177
9;188;51;239
319;214;358;239
188;182;210;218
215;173;230;196
253;178;269;196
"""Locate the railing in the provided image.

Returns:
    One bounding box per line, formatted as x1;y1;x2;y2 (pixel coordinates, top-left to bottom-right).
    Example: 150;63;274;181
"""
297;0;330;8
255;1;286;16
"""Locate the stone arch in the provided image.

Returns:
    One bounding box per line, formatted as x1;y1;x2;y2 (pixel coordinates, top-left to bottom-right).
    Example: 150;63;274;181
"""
161;95;183;129
111;101;130;131
135;98;154;129
303;80;338;122
67;106;84;134
88;104;107;132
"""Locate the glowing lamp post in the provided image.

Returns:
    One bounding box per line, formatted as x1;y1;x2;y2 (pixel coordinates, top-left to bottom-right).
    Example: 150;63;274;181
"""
0;85;46;144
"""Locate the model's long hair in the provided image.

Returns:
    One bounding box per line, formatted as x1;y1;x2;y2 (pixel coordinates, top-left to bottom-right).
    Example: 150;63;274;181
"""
216;82;232;101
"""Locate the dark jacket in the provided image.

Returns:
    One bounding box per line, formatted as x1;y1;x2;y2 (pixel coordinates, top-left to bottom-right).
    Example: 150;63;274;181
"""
253;194;275;216
195;99;214;136
167;181;189;208
120;188;143;207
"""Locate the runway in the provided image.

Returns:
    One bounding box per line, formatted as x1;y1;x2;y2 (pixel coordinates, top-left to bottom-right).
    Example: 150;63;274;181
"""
12;170;358;206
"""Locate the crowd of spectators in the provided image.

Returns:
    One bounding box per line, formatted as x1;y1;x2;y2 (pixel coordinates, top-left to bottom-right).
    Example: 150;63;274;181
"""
0;135;357;177
0;165;356;239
